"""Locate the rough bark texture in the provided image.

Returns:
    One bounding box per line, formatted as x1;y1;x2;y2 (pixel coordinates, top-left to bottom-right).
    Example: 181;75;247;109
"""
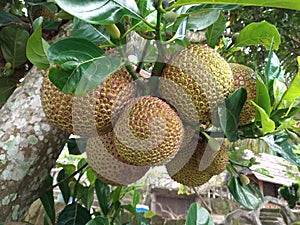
0;67;69;222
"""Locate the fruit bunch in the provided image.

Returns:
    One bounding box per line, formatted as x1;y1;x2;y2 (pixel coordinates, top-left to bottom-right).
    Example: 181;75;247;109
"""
41;44;256;187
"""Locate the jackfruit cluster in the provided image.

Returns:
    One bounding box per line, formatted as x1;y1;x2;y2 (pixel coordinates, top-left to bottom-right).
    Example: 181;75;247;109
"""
41;44;255;187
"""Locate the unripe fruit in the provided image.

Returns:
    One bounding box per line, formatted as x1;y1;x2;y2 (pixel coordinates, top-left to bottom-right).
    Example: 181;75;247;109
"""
5;62;12;69
164;11;177;23
104;24;121;39
239;174;250;185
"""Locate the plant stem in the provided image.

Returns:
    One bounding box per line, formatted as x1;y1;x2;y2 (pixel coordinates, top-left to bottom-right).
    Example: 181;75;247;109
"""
44;162;88;193
135;40;151;73
126;64;138;80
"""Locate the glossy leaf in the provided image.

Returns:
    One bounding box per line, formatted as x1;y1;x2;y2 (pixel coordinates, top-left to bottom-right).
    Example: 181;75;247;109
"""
86;167;97;185
251;101;275;134
86;216;109;225
0;11;24;26
206;13;226;47
227;175;260;210
170;0;300;11
273;78;287;108
0;26;29;68
26;17;50;70
186;203;214;225
95;179;110;216
132;189;141;207
264;44;282;88
57;203;91;225
110;186;123;203
47;38;122;96
279;61;300;108
79;186;95;211
137;0;155;17
55;0;141;25
71;18;111;44
57;169;71;204
40;175;55;224
263;132;300;166
218;88;247;142
187;9;220;31
0;78;16;104
235;21;281;50
256;76;271;116
67;138;87;155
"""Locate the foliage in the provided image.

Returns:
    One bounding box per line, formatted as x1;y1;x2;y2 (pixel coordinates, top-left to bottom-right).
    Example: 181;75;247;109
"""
279;182;300;208
0;0;299;223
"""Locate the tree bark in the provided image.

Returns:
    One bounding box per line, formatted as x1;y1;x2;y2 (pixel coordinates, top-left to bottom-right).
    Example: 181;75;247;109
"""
0;67;69;222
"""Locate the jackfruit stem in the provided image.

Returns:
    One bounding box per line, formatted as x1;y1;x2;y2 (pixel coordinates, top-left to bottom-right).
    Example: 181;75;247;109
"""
136;40;151;74
125;64;138;80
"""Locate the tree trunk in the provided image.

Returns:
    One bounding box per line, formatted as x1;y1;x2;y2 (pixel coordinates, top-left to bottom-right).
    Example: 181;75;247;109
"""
0;67;69;222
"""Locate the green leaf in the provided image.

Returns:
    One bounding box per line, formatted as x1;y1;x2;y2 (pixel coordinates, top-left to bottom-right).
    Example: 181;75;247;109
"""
0;11;24;26
218;87;247;141
206;13;226;47
80;186;95;211
86;216;109;225
186;203;215;225
254;168;273;178
95;179;110;216
132;189;141;207
55;0;141;25
0;78;17;104
67;138;87;155
235;21;281;50
227;175;260;210
47;38;122;96
264;44;282;88
137;0;155;17
143;210;156;218
26;17;50;70
186;9;220;31
86;167;97;185
78;158;87;170
262;132;300;166
256;76;271;116
110;186;123;203
0;26;29;68
71;18;111;45
170;0;300;11
40;175;56;224
251;101;275;134
273;78;287;108
279;61;300;108
57;169;71;204
57;202;91;225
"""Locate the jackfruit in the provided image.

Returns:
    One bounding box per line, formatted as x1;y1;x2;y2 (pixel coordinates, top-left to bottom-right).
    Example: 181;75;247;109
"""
112;96;184;166
41;67;136;137
230;63;256;125
159;44;234;127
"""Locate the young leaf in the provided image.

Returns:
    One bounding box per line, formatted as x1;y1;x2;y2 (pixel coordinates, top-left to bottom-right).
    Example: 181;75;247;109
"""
86;216;109;225
47;38;122;96
234;21;281;50
279;60;300;108
170;0;300;11
227;175;260;210
264;44;282;89
132;189;141;207
0;78;16;104
55;0;141;25
186;203;215;225
0;26;29;68
57;202;91;225
71;18;111;44
218;87;247;142
26;17;50;70
206;13;226;48
251;101;275;134
57;169;71;204
273;78;287;108
40;175;56;224
256;76;271;115
95;179;110;216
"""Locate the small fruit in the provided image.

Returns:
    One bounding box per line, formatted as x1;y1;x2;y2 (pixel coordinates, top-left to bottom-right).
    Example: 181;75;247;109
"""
112;96;184;166
166;137;228;187
239;174;250;185
164;11;177;23
104;24;121;39
86;133;150;186
5;62;11;69
229;63;256;125
159;44;234;127
41;67;136;136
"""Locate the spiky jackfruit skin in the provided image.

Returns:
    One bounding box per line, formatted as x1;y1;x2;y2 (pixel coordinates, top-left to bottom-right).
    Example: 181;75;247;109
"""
41;67;136;136
166;138;228;187
112;96;184;166
230;63;256;125
159;44;234;127
86;133;149;186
